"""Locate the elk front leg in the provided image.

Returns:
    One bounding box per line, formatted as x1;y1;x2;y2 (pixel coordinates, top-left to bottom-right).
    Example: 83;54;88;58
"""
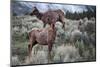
28;44;32;59
43;23;46;28
61;21;65;31
28;38;33;61
60;16;65;31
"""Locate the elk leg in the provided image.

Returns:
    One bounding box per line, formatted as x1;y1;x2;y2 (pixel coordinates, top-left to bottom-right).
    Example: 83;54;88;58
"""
48;43;53;63
28;41;37;55
28;44;32;59
59;16;65;31
32;41;37;54
63;22;65;30
28;41;37;63
43;23;46;28
61;21;65;31
28;38;33;59
28;44;32;63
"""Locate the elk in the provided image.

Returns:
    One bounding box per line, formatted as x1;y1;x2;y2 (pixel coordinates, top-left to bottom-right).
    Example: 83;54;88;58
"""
30;7;65;30
28;23;56;62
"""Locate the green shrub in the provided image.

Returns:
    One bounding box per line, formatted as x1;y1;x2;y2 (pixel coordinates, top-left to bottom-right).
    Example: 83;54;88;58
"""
74;40;96;61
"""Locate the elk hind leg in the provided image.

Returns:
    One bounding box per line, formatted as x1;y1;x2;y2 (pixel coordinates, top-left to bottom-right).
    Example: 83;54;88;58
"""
48;43;53;63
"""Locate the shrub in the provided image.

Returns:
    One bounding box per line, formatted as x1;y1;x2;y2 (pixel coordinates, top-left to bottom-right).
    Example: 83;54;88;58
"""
53;45;80;62
11;15;96;64
74;41;96;61
31;50;48;64
11;55;21;66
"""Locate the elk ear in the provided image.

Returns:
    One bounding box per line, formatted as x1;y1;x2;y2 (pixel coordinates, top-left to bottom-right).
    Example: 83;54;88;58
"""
34;7;37;10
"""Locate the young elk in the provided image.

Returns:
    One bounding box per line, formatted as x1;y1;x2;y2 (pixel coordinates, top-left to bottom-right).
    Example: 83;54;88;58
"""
30;7;65;30
28;23;56;62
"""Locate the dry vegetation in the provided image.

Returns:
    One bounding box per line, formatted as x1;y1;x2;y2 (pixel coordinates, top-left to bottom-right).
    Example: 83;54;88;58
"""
11;15;96;66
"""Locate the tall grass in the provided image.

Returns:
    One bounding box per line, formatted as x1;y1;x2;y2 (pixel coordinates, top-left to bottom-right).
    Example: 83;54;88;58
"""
11;15;96;65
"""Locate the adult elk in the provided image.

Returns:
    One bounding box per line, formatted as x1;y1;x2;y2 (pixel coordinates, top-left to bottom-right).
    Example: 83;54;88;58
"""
28;23;56;62
30;7;65;30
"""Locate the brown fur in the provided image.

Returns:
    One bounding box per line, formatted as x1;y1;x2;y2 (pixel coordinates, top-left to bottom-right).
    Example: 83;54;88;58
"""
30;7;65;30
28;24;56;62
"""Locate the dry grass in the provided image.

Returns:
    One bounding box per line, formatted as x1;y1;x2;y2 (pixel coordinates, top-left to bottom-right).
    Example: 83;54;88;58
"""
11;15;96;65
